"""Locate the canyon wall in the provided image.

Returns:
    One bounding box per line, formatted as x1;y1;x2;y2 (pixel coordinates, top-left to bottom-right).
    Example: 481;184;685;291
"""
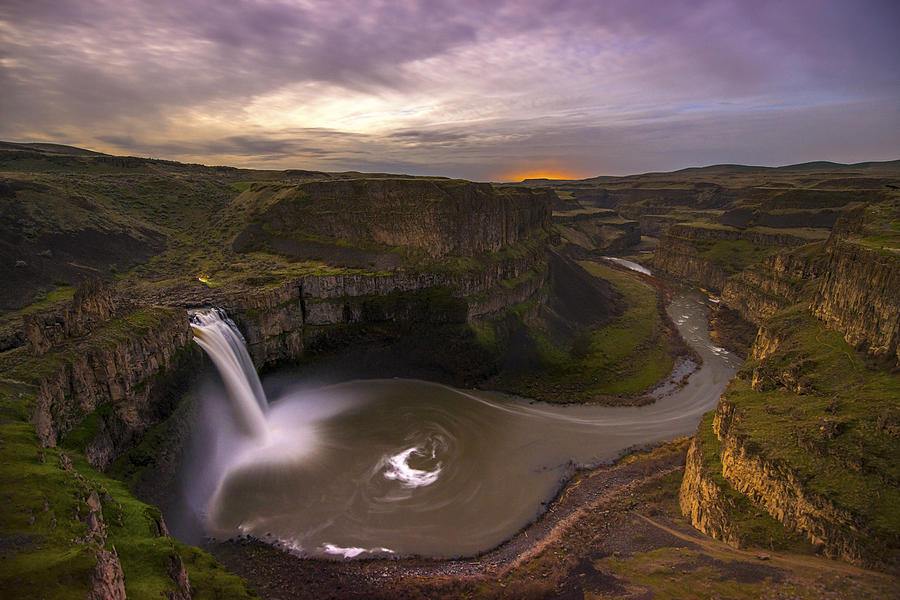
552;212;640;254
720;249;824;326
653;224;820;295
24;278;118;355
227;247;548;365
713;402;871;565
811;240;900;365
10;180;559;468
653;235;729;292
678;425;746;548
680;227;900;569
2;292;195;470
681;390;881;566
231;179;552;260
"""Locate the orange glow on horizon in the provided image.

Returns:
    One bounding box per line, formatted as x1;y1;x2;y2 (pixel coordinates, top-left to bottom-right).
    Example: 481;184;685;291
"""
497;168;585;182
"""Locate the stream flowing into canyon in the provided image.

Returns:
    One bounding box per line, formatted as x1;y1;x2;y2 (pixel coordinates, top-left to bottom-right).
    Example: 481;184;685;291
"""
182;291;740;559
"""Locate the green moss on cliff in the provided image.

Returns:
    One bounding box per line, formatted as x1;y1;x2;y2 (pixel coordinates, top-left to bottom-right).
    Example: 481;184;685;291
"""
728;309;900;536
0;391;96;598
0;306;180;385
701;239;773;274
0;380;256;600
694;411;815;553
706;305;900;566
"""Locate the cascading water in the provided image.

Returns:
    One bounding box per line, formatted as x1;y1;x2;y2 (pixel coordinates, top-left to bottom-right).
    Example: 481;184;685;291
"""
174;293;741;559
189;309;269;439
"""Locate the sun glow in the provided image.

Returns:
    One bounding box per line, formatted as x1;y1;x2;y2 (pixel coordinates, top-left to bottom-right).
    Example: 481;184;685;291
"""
498;168;585;182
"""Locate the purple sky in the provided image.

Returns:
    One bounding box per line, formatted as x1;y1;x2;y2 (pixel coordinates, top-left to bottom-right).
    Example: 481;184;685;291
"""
1;0;898;180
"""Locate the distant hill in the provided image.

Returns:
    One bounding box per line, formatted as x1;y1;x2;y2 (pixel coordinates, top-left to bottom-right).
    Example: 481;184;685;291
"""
578;159;900;182
0;141;109;156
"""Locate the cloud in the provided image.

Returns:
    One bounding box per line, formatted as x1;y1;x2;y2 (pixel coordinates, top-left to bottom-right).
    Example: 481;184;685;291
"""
1;0;898;179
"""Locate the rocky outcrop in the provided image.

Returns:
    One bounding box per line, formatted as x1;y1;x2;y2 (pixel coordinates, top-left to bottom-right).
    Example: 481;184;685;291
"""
553;212;640;253
24;278;119;355
28;308;193;468
682;398;883;567
83;488;128;600
165;552;192;600
679;432;745;547
711;397;876;565
231;179;552;260
810;240;900;365
87;548;126;600
720;249;823;325
652;236;728;292
229;250;548;364
742;315;821;394
654;224;817;293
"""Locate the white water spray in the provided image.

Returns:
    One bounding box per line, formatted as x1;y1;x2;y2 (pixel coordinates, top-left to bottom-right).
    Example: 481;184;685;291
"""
190;309;269;439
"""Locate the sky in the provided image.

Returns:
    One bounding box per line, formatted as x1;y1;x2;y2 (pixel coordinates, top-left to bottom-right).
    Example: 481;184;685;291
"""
1;0;898;181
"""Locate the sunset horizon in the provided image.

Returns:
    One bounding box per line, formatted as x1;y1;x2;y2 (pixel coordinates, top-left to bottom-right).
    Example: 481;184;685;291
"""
2;0;897;181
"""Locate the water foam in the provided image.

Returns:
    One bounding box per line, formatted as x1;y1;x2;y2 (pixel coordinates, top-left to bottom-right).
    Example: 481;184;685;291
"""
383;446;442;488
321;543;395;558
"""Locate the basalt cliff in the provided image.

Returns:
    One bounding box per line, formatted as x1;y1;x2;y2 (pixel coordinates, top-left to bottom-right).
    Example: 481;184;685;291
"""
673;203;900;570
531;161;900;571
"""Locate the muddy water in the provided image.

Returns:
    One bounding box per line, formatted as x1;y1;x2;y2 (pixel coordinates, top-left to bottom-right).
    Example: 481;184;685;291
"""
186;291;740;559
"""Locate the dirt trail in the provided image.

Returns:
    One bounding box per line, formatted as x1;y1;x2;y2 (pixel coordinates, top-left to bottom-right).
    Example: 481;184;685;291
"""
631;511;895;580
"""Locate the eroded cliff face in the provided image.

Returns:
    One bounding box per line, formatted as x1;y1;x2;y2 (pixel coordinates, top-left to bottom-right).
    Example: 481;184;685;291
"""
679;431;745;547
653;236;728;292
681;299;900;569
811;240;900;365
679;405;880;567
713;395;876;565
24;278;119;355
23;307;193;470
653;224;818;294
553;212;640;254
719;249;822;326
679;201;900;571
227;249;548;365
231;179;552;261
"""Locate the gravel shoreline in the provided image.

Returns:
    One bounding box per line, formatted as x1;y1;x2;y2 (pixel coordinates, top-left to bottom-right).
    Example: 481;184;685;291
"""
210;443;687;599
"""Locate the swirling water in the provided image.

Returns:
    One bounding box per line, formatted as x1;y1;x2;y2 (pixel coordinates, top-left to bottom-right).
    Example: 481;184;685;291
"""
182;292;740;559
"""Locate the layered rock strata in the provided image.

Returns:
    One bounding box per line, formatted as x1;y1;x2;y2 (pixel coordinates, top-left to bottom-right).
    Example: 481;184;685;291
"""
811;240;900;365
231;179;552;260
552;212;640;254
227;250;548;364
720;249;823;325
21;307;193;469
24;278;119;355
653;224;817;293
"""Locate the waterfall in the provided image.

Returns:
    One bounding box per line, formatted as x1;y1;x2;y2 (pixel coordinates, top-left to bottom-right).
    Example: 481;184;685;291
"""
190;308;269;439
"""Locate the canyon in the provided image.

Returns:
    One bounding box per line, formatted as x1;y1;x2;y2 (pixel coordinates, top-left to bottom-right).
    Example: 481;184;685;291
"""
1;142;897;599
